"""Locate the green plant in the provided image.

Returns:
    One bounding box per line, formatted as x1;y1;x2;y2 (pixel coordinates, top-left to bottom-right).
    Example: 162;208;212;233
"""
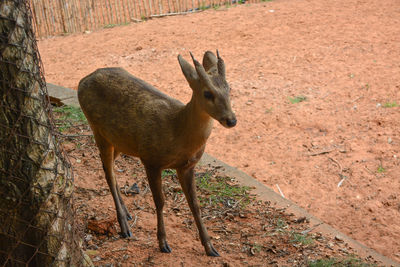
196;173;252;208
104;24;118;29
250;242;262;254
383;101;398;108
161;169;176;178
104;22;130;29
53;105;87;132
308;256;375;267
290;232;313;246
288;95;307;104
273;218;287;232
377;165;385;173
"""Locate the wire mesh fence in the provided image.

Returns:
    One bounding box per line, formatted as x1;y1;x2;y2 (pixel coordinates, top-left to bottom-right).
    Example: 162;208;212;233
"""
0;0;87;266
30;0;257;38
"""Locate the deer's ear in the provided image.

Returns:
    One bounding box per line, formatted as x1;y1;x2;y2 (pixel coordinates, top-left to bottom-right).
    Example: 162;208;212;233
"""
202;51;218;74
178;55;199;88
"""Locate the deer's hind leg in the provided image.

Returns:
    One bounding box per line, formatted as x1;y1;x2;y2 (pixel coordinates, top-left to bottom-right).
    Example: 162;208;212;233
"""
94;133;132;238
113;150;133;221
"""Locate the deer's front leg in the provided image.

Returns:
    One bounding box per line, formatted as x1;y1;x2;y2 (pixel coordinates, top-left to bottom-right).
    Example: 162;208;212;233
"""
177;167;220;257
145;166;171;253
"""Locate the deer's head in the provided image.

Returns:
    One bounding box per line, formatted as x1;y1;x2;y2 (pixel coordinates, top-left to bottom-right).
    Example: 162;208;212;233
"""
178;51;237;128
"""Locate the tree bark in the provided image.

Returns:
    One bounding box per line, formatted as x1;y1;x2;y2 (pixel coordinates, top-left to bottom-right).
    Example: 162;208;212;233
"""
0;1;88;266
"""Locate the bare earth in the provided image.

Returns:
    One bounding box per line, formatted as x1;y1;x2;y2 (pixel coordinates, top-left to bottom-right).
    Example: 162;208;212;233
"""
39;0;400;262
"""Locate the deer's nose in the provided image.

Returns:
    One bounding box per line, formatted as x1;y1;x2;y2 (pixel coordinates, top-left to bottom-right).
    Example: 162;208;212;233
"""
226;118;237;127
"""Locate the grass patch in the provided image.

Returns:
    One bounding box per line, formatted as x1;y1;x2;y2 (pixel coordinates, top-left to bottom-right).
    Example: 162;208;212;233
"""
309;256;376;267
104;22;130;29
383;101;398;108
377;165;385;173
161;169;176;178
274;218;288;231
288;95;307;104
290;232;314;246
265;107;273;113
196;172;253;209
53;105;87;132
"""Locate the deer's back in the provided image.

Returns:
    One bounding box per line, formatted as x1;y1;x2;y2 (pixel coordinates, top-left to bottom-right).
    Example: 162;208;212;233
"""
78;68;185;160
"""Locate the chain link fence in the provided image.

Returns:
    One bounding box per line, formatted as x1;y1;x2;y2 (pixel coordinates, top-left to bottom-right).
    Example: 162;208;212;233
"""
0;0;87;266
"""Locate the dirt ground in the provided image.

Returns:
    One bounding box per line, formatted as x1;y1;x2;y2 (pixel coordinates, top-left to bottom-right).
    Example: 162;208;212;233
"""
39;0;400;262
57;113;375;266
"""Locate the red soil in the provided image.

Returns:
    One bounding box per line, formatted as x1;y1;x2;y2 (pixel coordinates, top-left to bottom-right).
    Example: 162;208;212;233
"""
39;0;400;261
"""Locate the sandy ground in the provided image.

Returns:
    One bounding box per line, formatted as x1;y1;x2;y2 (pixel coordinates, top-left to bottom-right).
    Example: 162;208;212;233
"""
38;0;400;261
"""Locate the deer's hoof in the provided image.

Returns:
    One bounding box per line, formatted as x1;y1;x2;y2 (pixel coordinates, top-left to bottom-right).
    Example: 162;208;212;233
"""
206;245;220;257
160;241;172;253
121;230;132;238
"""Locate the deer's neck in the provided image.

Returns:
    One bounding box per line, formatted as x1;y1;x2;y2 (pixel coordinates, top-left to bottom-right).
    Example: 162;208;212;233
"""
178;96;213;151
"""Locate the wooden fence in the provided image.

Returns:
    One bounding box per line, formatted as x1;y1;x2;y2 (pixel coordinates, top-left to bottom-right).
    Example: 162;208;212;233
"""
30;0;251;38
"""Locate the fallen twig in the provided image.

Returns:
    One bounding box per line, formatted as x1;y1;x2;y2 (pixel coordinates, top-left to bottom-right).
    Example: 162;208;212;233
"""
276;184;285;198
328;157;343;174
130;212;138;227
308;148;335;156
337;177;346;188
301;222;323;235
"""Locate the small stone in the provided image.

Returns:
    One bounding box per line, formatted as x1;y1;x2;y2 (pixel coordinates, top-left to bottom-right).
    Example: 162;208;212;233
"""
327;242;334;249
388;137;393;144
335;235;344;242
84;234;93;242
92;256;101;262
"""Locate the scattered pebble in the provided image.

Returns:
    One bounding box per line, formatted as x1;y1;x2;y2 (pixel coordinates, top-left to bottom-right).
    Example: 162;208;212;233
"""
92;256;101;262
335;235;344;242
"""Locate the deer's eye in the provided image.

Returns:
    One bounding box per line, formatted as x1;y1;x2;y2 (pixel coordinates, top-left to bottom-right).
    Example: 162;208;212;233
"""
203;91;214;100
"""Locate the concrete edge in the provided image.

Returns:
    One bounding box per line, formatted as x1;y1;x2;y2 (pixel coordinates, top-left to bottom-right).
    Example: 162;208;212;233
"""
46;83;80;107
46;83;399;266
199;153;399;267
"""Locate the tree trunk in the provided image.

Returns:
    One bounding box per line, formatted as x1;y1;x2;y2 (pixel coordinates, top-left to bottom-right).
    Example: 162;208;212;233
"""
0;1;88;266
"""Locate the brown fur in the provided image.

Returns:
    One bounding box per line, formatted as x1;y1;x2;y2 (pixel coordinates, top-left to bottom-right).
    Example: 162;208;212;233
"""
78;51;236;256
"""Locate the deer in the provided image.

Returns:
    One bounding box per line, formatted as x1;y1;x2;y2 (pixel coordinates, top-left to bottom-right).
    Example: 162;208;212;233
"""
77;51;236;257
